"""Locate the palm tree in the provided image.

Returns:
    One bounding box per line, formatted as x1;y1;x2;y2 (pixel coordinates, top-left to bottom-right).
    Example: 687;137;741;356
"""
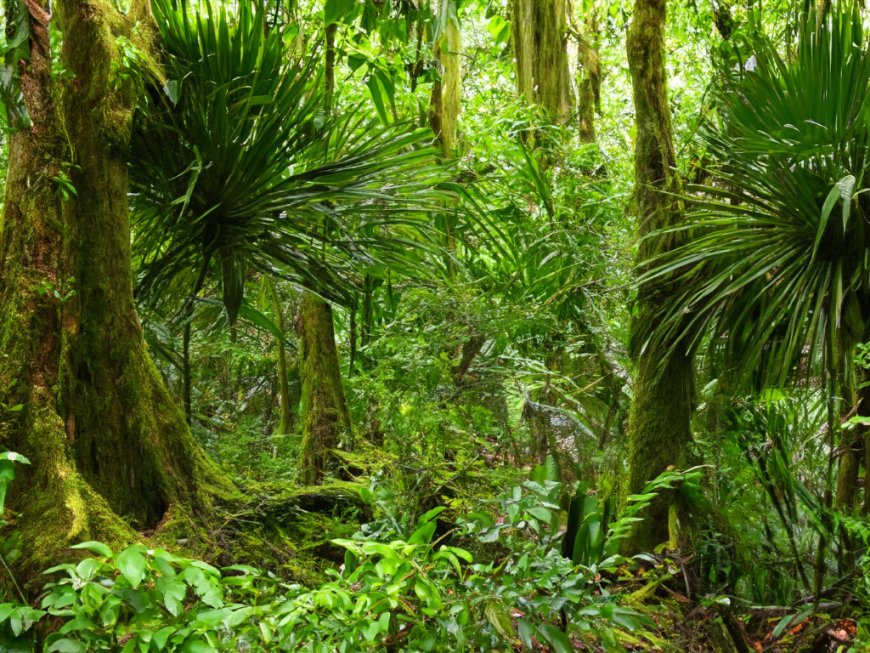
131;0;449;482
637;1;869;569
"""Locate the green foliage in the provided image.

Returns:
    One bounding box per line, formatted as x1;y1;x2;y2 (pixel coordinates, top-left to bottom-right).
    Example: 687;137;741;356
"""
133;0;448;320
640;2;870;385
4;487;662;652
0;0;32;130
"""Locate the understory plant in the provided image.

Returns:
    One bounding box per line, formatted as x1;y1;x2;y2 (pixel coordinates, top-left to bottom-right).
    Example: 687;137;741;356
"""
0;450;707;652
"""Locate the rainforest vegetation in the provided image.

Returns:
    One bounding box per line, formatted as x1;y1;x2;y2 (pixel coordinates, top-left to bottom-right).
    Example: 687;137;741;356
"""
0;0;868;650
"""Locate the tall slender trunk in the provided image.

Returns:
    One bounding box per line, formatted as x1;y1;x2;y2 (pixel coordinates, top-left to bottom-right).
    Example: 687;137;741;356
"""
296;294;352;484
428;2;462;279
293;23;353;483
269;281;295;436
624;0;694;552
429;1;462;153
0;0;225;577
835;370;867;509
576;11;601;143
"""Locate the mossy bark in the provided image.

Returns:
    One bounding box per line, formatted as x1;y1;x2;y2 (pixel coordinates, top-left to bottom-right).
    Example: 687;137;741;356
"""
429;4;461;154
269;281;297;436
0;0;229;579
624;0;694;552
576;12;601;143
296;294;352;485
0;0;131;580
509;0;574;123
836;367;868;509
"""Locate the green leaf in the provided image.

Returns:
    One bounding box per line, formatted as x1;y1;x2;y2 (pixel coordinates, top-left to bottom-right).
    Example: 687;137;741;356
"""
46;639;87;653
418;506;446;524
158;575;186;617
444;546;473;563
408;521;436;545
484;600;514;642
324;0;356;25
0;604;14;623
152;626;176;650
531;454;560;484
526;506;553;524
538;624;574;653
413;579;442;612
517;620;537;648
366;74;390;125
0;452;30;465
181;638;214;653
70;541;112;558
115;545;147;588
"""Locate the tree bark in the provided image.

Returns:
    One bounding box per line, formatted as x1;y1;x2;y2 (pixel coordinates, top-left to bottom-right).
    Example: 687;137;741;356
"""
0;0;227;578
429;1;461;153
509;0;574;123
576;13;601;143
269;281;296;436
624;0;694;552
296;294;352;485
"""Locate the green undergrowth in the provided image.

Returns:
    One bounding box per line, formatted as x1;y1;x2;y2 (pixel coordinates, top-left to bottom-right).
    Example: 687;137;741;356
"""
2;452;867;652
0;460;678;652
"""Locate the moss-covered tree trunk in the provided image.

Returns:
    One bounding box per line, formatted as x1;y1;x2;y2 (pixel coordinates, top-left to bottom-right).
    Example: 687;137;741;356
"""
509;0;574;123
296;294;351;485
0;0;225;577
624;0;694;552
292;15;354;485
269;281;297;436
429;1;462;154
576;12;601;143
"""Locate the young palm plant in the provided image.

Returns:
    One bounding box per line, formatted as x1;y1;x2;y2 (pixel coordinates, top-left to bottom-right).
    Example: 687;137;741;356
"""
637;1;869;588
132;0;447;321
131;0;449;483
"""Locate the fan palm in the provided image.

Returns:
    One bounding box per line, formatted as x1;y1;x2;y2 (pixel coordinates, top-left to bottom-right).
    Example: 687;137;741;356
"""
132;0;448;322
636;4;870;540
639;3;870;388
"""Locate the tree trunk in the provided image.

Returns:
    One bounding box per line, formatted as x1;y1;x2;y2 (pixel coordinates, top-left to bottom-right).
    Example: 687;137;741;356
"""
509;0;574;123
429;1;462;153
269;281;296;436
576;12;601;143
291;13;354;483
296;294;352;485
0;0;226;577
624;0;694;552
428;3;462;279
835;376;866;509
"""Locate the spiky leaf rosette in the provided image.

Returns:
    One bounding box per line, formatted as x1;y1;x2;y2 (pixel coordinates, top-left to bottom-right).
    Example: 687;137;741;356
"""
639;3;870;386
132;0;448;321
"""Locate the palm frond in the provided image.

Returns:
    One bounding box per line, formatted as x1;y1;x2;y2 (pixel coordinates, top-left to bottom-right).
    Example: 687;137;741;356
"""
132;0;449;321
638;2;870;386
